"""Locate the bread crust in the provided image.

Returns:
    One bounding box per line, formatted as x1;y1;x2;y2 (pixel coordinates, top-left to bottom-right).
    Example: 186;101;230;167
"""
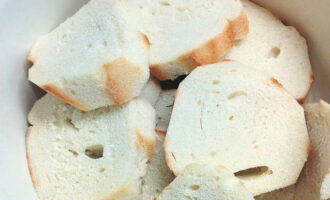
25;127;39;189
269;77;284;89
222;59;233;62
135;129;155;157
155;129;166;136
102;186;135;200
185;24;234;69
297;73;314;104
103;57;145;104
163;138;178;176
140;32;150;47
231;12;249;40
41;84;88;111
150;23;234;80
149;64;173;80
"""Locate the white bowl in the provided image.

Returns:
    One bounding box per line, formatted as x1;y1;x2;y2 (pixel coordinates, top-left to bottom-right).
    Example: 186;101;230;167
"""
0;0;329;199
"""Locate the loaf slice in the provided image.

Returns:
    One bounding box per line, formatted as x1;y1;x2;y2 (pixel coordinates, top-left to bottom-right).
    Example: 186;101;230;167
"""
165;61;309;196
295;100;330;200
139;90;177;199
130;0;248;80
155;90;176;135
156;164;255;200
26;94;156;200
140;76;162;106
256;186;295;200
223;0;313;102
141;135;175;200
28;0;149;111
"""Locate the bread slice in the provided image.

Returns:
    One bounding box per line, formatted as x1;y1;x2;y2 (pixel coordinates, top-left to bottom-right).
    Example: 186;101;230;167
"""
129;0;248;80
155;90;177;135
140;76;162;106
26;94;156;200
156;164;255;200
223;0;313;102
295;100;330;200
255;186;295;200
140;135;175;200
28;0;149;111
138;90;177;199
165;61;309;196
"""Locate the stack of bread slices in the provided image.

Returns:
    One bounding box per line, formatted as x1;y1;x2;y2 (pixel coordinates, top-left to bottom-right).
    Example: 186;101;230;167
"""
26;0;329;200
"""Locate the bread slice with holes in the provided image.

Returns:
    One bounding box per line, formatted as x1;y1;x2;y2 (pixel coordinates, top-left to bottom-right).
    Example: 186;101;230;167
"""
140;134;175;200
156;164;255;200
155;90;176;135
223;0;313;102
28;0;149;111
294;100;330;200
140;76;162;106
165;61;309;196
27;94;156;200
255;186;295;200
128;0;248;80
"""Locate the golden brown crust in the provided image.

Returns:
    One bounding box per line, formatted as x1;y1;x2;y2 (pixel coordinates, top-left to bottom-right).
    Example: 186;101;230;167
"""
25;127;39;189
135;129;155;157
297;73;314;104
221;59;233;62
269;78;284;89
102;186;134;200
297;72;314;104
184;23;234;71
150;23;234;80
155;129;166;136
103;57;144;104
177;53;202;74
230;12;249;40
140;32;150;47
150;64;169;80
297;98;305;104
42;84;88;111
135;129;143;152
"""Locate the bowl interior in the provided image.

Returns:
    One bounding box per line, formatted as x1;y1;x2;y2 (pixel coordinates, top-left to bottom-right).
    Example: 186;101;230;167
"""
0;0;329;199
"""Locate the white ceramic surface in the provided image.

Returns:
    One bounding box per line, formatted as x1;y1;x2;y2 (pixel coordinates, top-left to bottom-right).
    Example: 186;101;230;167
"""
0;1;88;199
0;0;329;199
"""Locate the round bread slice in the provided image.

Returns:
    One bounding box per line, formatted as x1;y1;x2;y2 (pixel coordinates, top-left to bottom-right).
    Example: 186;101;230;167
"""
26;94;156;200
165;61;310;196
140;76;162;106
129;0;248;80
156;164;255;200
155;90;177;135
223;0;313;102
140;135;175;200
28;0;150;111
295;100;330;200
